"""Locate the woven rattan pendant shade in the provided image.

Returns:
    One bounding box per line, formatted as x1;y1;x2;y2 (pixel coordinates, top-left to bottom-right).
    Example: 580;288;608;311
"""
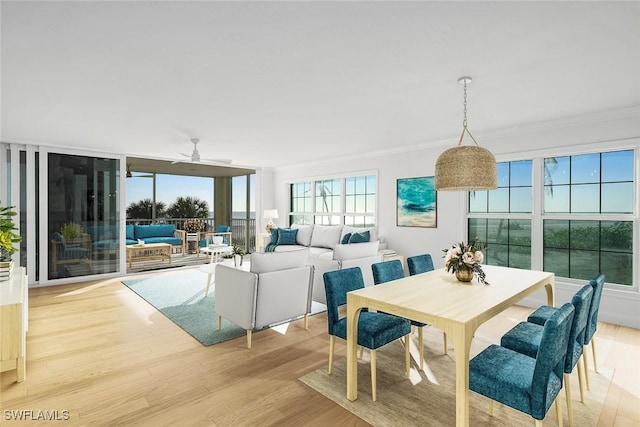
435;76;497;191
435;145;497;191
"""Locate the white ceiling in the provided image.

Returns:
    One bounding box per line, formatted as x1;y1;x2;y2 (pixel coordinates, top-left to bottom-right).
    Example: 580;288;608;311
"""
2;1;639;170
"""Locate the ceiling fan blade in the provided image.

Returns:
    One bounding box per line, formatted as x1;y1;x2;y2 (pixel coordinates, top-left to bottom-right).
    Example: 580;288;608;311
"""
202;158;232;164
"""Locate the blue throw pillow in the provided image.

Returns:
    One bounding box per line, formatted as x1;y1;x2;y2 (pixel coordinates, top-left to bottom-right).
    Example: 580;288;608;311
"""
270;228;280;245
277;228;298;245
341;233;352;244
348;231;370;244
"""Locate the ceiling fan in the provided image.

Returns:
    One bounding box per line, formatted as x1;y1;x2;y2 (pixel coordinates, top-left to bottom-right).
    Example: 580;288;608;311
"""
173;138;232;165
126;164;154;178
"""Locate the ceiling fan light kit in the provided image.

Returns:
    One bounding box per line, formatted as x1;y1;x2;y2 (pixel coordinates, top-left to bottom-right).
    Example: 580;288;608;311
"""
435;76;497;191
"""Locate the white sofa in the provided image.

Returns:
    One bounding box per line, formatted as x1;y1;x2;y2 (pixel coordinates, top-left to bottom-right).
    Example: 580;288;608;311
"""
214;248;314;348
264;224;383;304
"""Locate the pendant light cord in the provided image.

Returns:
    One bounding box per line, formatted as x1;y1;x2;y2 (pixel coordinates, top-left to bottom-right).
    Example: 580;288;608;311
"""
457;77;479;147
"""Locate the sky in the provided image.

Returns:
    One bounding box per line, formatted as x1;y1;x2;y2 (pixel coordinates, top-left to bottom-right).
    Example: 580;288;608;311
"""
126;174;255;215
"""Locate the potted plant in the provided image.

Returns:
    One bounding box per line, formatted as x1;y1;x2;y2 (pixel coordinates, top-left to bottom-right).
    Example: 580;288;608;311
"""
183;219;206;253
60;222;83;243
0;202;21;281
233;245;246;267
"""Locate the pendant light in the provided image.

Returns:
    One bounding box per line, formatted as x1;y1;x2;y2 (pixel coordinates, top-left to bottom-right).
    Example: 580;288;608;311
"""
435;76;497;191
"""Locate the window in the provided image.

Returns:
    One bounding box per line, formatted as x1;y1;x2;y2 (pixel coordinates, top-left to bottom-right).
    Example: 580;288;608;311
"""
289;174;376;227
468;148;636;287
542;149;634;285
468;160;533;269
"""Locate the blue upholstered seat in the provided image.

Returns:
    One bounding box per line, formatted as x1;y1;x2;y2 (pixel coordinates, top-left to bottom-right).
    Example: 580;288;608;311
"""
469;303;575;426
372;260;429;370
528;273;605;393
501;283;594;426
406;254;434;276
323;267;411;401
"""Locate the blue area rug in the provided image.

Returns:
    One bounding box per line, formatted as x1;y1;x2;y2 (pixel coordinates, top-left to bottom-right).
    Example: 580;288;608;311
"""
122;268;325;346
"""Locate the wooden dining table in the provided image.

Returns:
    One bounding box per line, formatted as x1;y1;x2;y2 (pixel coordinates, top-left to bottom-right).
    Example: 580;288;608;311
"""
346;265;555;427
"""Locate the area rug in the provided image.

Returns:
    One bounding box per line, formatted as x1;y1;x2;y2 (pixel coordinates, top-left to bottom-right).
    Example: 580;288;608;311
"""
122;268;326;346
300;325;612;426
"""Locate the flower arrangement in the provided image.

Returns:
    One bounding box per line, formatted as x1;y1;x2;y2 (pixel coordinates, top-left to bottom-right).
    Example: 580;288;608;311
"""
183;218;206;233
442;238;490;285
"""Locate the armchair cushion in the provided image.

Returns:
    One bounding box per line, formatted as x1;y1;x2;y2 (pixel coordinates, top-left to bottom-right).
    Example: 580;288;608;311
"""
52;232;66;250
250;248;309;274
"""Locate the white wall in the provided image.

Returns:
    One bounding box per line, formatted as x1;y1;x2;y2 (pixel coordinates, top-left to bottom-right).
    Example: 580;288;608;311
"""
269;107;640;328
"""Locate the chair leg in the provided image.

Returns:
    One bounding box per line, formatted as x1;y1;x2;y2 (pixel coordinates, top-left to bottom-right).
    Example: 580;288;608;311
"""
556;395;564;427
205;273;213;297
246;330;252;349
443;332;448;355
405;335;410;378
217;315;222;330
418;327;424;371
371;349;377;401
328;336;335;374
583;344;591;391
564;373;573;427
591;336;599;373
577;356;585;403
488;399;494;416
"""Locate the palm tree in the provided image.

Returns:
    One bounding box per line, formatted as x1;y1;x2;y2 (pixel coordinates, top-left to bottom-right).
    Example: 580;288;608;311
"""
166;196;209;219
126;198;166;219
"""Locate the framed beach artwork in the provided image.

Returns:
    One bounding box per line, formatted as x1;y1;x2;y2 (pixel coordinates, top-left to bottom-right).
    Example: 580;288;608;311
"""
396;176;437;227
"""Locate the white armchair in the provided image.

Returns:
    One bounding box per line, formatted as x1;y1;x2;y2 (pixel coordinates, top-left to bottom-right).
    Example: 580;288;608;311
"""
214;248;314;349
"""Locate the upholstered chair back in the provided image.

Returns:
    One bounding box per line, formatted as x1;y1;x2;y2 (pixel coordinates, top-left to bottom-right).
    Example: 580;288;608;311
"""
372;259;404;284
407;254;435;276
585;273;605;344
323;267;364;336
530;302;575;419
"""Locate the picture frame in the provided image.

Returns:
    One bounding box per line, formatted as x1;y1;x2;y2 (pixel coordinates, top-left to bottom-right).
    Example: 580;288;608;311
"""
396;176;437;227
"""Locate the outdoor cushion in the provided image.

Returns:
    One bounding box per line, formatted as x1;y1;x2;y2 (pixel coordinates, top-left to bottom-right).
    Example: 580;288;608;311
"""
134;224;176;239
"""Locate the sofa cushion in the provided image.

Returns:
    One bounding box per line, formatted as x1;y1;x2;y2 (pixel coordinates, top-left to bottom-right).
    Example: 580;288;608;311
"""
341;225;378;243
333;241;380;261
291;224;314;246
310;225;343;249
309;247;333;259
348;230;370;244
126;224;135;240
134;224;176;239
142;237;182;246
276;228;298;245
250;248;309;274
273;244;307;253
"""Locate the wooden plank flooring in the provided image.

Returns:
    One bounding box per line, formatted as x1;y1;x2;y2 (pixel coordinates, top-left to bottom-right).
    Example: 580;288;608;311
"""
1;273;639;426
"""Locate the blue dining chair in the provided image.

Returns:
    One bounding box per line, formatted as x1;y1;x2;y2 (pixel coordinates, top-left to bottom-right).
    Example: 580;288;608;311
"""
406;254;448;355
528;273;605;391
501;283;593;427
406;254;434;276
323;267;412;401
469;302;575;427
372;260;429;371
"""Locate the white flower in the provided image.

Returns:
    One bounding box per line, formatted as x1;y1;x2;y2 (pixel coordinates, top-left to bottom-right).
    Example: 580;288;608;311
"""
462;251;475;265
474;251;484;263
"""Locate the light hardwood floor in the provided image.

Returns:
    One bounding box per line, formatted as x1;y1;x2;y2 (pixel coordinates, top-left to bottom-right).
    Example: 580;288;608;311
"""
1;272;639;426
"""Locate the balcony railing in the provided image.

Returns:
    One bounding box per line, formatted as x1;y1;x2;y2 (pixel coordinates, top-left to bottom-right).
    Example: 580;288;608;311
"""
126;217;257;253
